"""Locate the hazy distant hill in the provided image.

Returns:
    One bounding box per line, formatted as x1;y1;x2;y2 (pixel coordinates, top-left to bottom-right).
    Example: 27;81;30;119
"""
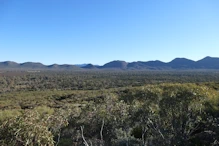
20;62;46;69
1;57;219;70
196;56;219;69
101;61;128;69
48;64;80;70
168;58;196;69
0;62;81;70
82;64;98;69
128;60;168;70
0;61;19;68
74;64;88;67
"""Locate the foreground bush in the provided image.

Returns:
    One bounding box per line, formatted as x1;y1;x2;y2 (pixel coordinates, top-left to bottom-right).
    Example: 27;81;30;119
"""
0;110;68;146
69;84;219;146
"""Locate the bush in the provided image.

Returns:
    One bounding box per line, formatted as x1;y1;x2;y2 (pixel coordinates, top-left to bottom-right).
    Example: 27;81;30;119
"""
0;109;68;146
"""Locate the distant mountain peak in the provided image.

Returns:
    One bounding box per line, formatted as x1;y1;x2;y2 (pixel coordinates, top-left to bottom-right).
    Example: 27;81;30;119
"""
102;60;127;69
170;57;194;62
82;64;97;69
0;61;19;68
202;56;218;60
2;61;18;65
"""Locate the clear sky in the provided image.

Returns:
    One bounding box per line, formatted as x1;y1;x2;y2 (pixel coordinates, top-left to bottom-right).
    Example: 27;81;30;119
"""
0;0;219;65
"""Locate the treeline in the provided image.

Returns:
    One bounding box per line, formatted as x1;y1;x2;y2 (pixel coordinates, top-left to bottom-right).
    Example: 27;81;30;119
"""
1;71;219;92
1;83;219;145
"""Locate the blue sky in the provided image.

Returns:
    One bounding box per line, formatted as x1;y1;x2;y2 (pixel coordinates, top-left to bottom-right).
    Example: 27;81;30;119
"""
0;0;219;65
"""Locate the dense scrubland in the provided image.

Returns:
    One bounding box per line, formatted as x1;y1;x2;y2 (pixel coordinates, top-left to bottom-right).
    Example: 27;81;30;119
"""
1;71;219;146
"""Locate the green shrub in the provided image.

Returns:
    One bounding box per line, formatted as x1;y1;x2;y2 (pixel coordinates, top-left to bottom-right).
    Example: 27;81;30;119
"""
0;109;21;122
0;110;68;146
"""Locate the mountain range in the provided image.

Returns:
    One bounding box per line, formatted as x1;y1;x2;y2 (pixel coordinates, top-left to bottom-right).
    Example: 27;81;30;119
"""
1;56;219;70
